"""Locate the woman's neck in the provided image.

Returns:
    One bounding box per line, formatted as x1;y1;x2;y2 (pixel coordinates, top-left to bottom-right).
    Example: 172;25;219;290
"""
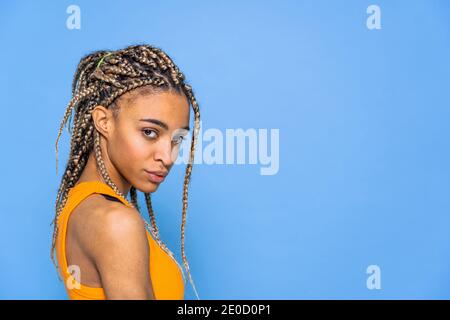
76;152;131;196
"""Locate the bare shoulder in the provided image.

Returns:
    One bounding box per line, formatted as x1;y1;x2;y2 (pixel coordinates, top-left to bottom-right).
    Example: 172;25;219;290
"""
70;194;147;260
70;194;154;299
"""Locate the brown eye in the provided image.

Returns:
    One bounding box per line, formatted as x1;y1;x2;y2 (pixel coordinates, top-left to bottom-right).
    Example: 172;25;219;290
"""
142;129;158;139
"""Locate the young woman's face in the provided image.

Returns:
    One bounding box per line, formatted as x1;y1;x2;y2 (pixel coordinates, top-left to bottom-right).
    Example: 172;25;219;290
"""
107;90;190;193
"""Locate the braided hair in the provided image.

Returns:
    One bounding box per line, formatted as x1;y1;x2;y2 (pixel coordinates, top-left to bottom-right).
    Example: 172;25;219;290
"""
51;44;201;299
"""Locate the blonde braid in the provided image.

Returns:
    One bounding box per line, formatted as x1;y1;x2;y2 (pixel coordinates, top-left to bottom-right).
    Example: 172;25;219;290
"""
130;186;140;211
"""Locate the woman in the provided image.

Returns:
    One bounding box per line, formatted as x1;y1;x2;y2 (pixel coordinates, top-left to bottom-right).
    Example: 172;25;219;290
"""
50;44;200;300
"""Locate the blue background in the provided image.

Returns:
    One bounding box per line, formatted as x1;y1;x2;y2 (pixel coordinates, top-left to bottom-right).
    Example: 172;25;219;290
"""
0;0;449;299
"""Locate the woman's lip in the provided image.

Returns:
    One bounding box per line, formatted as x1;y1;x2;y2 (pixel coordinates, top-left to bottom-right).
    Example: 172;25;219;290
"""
145;171;165;183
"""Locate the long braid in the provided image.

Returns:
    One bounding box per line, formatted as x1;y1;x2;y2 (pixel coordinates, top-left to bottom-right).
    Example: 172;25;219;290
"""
179;84;201;299
52;53;108;272
144;193;160;240
52;44;201;299
130;186;140;211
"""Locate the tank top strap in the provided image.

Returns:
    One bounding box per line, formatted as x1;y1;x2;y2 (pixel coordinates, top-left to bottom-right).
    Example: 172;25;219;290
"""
67;181;134;210
55;181;134;299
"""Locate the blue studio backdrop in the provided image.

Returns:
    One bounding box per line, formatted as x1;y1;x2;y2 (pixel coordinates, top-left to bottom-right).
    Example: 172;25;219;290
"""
0;0;450;299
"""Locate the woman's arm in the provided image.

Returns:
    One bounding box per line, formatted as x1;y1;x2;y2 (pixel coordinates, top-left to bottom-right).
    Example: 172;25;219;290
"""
89;206;155;300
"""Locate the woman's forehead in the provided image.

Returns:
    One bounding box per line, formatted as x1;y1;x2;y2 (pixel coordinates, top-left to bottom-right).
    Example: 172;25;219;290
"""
119;90;190;123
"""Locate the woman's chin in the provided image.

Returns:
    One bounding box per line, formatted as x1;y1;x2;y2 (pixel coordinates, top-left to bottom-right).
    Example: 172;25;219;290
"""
135;181;159;194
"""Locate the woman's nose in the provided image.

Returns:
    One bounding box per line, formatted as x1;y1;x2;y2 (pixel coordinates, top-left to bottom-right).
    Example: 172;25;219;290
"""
154;138;175;166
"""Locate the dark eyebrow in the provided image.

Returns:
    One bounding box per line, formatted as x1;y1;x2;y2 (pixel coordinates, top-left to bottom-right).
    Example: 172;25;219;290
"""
139;118;190;131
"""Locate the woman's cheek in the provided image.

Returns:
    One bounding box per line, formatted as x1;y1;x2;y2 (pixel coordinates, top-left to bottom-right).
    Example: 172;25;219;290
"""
125;134;150;161
113;133;145;167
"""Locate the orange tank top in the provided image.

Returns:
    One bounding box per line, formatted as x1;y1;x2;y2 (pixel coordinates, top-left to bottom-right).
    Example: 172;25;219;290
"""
55;180;185;300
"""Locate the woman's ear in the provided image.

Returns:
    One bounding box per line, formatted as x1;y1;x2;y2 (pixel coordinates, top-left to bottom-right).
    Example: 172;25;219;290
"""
91;105;113;138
